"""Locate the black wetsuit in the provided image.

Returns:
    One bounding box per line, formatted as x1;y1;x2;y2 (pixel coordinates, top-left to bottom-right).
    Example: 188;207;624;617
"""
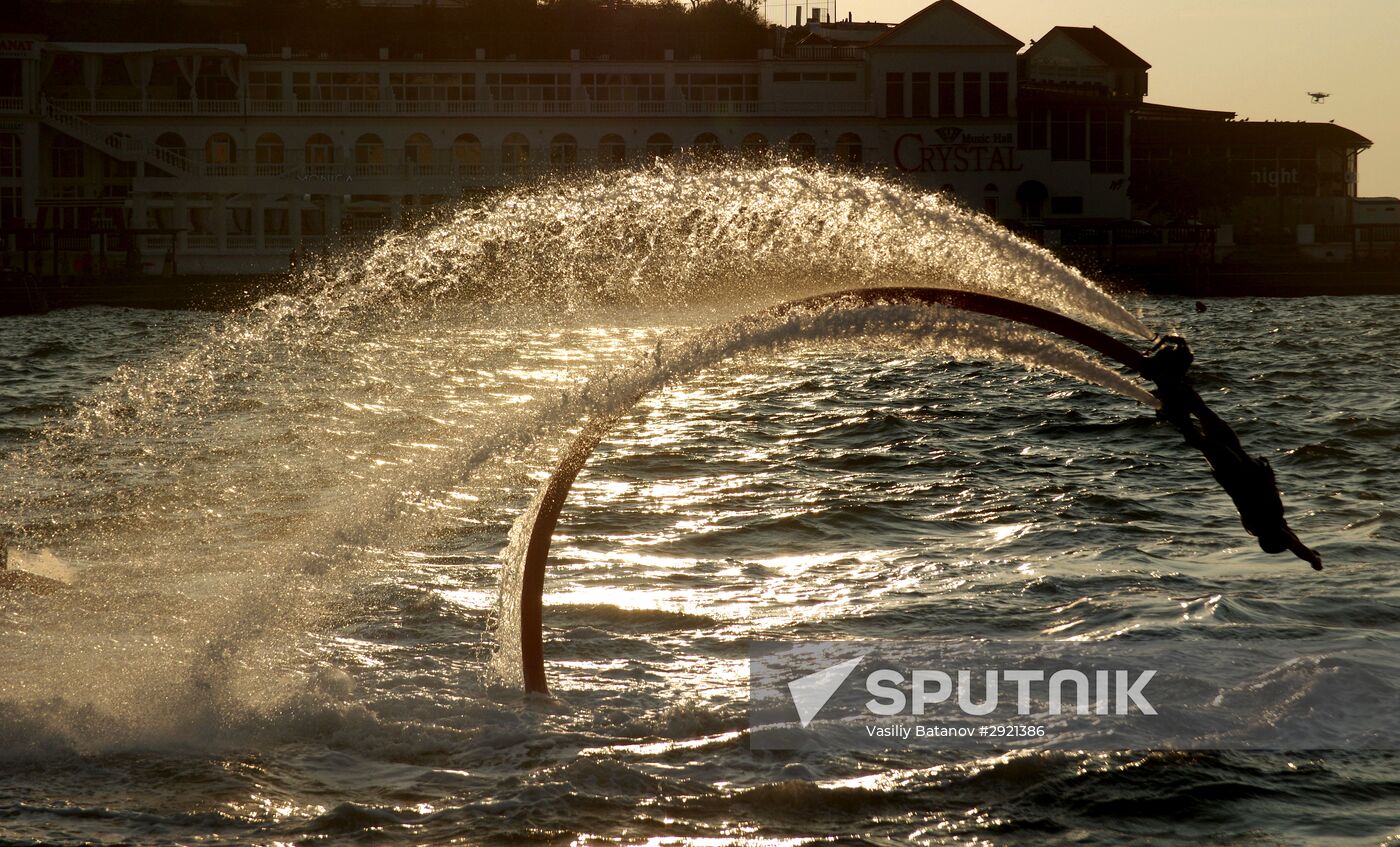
1147;338;1322;570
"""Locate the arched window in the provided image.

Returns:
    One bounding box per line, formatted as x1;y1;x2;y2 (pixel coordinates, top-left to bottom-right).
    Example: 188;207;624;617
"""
549;133;577;170
204;133;237;172
834;132;862;165
983;183;1000;217
255;133;284;176
1015;180;1048;220
740;133;768;157
405;133;434;174
645;132;673;159
453;133;482;177
598;133;625;166
155;132;186;155
787;132;816;162
501;132;530;177
354;133;385;175
692;132;722;158
305;133;336;177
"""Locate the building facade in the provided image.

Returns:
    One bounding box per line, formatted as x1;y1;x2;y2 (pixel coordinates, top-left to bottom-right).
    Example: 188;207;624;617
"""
0;0;1367;276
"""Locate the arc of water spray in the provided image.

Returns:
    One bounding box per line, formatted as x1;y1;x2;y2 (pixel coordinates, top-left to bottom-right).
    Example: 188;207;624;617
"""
504;286;1321;695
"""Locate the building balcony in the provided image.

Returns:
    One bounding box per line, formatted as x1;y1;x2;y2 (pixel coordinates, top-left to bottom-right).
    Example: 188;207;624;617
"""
42;95;872;118
49;98;245;115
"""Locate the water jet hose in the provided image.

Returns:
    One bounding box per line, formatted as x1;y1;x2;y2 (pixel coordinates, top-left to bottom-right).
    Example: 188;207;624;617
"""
513;287;1320;694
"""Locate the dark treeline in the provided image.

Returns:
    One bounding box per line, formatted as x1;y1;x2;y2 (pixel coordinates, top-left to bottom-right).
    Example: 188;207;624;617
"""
10;0;771;60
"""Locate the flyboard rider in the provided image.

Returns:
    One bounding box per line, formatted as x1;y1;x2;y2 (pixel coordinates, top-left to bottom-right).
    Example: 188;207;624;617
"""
1143;335;1322;570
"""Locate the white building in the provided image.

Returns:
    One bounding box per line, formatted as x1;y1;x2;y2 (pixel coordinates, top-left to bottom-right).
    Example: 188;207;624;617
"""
0;0;1142;275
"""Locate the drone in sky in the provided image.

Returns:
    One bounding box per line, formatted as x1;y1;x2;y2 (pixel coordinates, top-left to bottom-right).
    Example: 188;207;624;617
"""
1307;91;1331;104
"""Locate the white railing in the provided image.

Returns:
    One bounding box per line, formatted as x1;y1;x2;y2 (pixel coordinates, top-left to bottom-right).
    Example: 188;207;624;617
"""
0;96;23;113
126;141;860;185
792;46;864;60
392;99;481;114
43;95;873;118
50;98;243;115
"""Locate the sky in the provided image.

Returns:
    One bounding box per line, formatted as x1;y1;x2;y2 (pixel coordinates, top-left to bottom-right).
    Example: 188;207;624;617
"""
762;0;1400;198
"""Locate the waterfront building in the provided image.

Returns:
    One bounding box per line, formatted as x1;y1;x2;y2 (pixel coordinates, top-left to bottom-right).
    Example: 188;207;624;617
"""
1131;105;1371;245
0;0;1373;276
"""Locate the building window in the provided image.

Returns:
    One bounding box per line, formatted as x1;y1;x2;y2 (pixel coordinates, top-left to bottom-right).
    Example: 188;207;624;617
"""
156;132;186;155
911;72;930;119
51;134;84;179
1050;196;1084;215
549;133;577;170
248;71;282;103
937;72;955;118
983;183;999;217
392;73;475;105
488;73;570;104
0;185;21;226
1018;106;1048;150
502;133;530;176
581;73;664;105
405;133;434;173
598;133;626;165
305;133;335;177
835;132;862;165
255;133;284;175
676;73;757;104
1088;109;1125;173
354;133;385;175
646;133;673;158
989;72;1009;117
884;72;904;118
740;132;768;157
205;132;236;166
195;62;238;101
1016;180;1049;219
306;72;380;103
787;132;816;161
692;132;722;157
0;133;19;178
962;72;983;117
1050;107;1087;161
452;133;482;176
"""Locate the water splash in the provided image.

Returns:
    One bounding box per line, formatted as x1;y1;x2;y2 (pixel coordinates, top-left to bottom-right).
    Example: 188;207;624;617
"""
369;161;1150;339
490;297;1156;687
0;161;1154;747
